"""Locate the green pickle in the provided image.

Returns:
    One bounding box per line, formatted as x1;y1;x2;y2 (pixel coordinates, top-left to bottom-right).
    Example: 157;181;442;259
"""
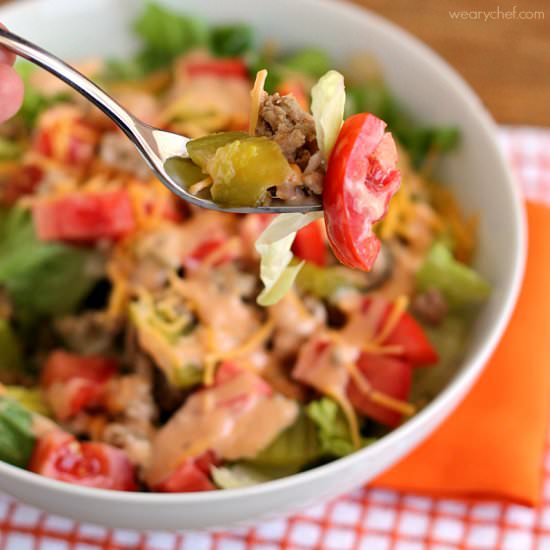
208;137;291;207
186;131;249;169
164;157;205;190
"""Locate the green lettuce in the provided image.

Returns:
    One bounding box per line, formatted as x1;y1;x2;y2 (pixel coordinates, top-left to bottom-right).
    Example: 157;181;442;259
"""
281;48;331;79
133;2;209;72
249;410;320;469
0;208;102;318
306;398;359;458
5;387;51;417
416;242;490;309
345;81;459;167
0;396;36;467
210;24;254;58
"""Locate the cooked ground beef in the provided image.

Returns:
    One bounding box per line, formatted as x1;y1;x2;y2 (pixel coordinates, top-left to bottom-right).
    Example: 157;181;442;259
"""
256;93;318;172
99;132;151;181
411;288;448;326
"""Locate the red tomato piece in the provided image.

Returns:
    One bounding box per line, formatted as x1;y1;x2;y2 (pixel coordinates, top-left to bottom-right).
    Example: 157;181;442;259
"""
292;219;327;267
214;361;272;398
33;119;99;166
33;189;135;242
361;298;438;366
185;59;248;79
347;353;413;427
41;351;117;421
30;431;137;491
323;113;401;271
182;236;238;272
384;309;439;366
153;450;219;493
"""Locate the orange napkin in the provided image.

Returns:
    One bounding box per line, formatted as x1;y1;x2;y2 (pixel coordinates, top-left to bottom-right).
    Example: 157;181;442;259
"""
373;202;550;506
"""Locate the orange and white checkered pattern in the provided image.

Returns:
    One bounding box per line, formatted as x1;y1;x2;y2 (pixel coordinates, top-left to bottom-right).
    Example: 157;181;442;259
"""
1;126;550;550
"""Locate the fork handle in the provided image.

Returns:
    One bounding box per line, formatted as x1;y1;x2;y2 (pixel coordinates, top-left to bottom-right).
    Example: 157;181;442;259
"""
0;27;137;138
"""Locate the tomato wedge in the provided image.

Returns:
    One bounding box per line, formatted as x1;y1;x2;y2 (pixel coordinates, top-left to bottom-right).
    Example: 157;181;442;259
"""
361;297;438;366
323;113;401;271
33;189;135;242
153;450;219;493
185;59;248;79
347;353;412;427
277;80;309;110
30;431;137;491
292;219;327;267
41;350;117;421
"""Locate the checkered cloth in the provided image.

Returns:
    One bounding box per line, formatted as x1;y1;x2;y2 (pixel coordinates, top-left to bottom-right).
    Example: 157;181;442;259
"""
1;126;550;550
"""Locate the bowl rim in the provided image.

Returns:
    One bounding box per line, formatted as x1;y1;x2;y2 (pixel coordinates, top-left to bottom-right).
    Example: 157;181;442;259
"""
0;0;527;505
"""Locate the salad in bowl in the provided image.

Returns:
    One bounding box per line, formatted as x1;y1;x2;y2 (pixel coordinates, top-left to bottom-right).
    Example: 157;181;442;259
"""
0;2;492;494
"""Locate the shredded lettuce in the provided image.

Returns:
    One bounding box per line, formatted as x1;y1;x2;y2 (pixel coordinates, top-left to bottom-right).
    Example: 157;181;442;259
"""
306;397;364;458
212;463;297;489
249;410;320;469
0;208;103;318
5;387;51;417
296;262;360;299
416;242;490;309
255;212;323;306
311;70;346;162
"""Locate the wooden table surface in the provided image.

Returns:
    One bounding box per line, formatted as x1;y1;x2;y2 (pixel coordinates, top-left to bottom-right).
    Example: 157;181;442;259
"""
0;0;548;126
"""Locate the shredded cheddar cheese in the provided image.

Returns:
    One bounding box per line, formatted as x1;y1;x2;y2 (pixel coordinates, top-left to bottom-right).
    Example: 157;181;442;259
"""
248;69;267;135
189;176;213;196
374;295;409;345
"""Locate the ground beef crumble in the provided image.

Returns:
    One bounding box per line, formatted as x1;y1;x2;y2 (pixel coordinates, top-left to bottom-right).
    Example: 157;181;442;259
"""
256;93;325;198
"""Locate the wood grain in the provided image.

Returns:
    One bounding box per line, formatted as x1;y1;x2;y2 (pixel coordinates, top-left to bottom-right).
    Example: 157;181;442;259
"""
0;0;548;124
350;0;549;125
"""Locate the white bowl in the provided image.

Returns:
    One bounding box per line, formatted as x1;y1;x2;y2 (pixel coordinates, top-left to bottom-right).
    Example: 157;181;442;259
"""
0;0;526;530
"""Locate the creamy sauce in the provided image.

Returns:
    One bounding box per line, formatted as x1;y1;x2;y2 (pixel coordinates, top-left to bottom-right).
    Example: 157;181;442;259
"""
146;370;298;485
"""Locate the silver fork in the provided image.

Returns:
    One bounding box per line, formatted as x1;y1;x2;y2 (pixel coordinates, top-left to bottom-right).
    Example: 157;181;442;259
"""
0;28;322;214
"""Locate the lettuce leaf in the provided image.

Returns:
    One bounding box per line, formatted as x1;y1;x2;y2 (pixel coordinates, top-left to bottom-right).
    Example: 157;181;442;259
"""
133;2;209;72
5;387;51;417
345;81;459;168
306;398;358;458
0;396;36;467
248;410;320;469
416;242;490;309
311;70;346;161
0;208;102;318
281;48;331;79
210;24;254;58
255;212;323;306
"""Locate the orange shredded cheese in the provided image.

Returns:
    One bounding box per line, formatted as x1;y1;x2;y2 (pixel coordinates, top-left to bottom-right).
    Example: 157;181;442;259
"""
248;69;267;135
374;295;409;345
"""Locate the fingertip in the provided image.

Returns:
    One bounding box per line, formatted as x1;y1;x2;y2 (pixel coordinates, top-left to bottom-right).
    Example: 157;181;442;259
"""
0;63;24;123
0;24;16;65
